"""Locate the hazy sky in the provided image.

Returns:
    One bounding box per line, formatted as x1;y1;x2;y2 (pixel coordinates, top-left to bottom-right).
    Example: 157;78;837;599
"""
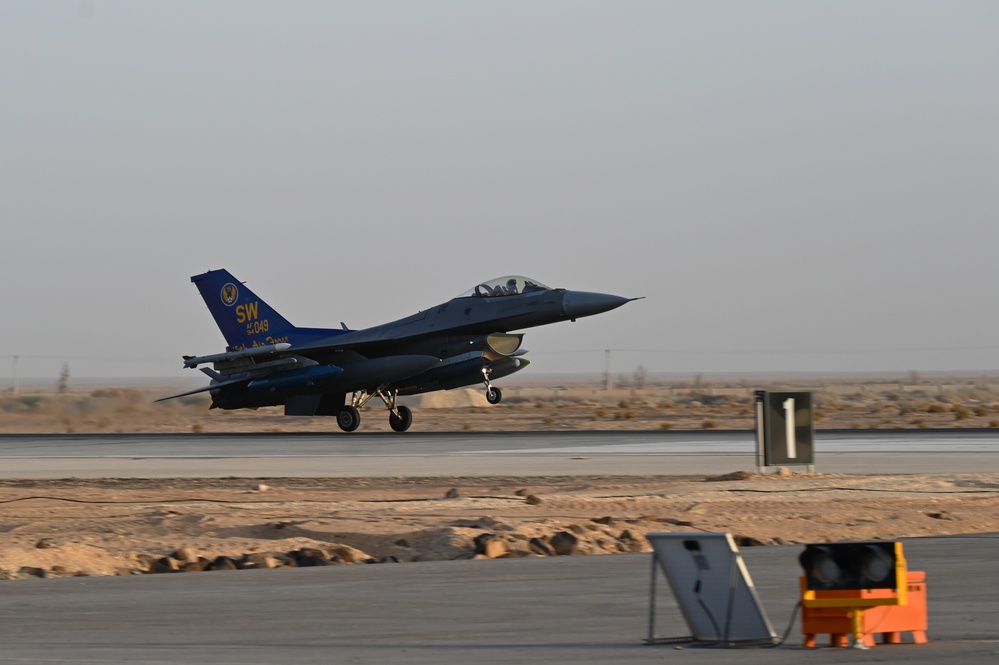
2;1;998;382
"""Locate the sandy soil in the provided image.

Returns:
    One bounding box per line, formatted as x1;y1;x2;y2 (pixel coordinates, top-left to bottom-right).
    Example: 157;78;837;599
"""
2;472;997;579
2;378;998;580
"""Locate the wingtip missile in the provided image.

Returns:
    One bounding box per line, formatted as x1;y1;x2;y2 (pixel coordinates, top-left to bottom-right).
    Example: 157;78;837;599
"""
182;342;292;368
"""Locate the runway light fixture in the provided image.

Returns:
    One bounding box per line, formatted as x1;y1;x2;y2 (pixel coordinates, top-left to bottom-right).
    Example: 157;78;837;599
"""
799;542;904;592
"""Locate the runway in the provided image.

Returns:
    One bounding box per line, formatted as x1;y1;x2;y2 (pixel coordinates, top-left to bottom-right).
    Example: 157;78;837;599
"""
0;429;997;478
1;429;997;663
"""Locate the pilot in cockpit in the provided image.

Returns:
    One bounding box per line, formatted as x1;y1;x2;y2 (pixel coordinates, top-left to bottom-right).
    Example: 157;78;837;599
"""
503;278;518;294
523;280;544;293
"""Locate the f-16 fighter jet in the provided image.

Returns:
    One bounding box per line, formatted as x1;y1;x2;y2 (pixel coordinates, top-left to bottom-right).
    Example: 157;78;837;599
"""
159;269;637;432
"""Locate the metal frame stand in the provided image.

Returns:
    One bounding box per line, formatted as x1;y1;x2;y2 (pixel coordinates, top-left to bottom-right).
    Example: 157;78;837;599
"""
644;548;778;647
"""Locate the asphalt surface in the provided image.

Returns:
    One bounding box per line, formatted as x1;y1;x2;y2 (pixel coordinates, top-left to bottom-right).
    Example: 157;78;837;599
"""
0;534;996;664
0;429;997;477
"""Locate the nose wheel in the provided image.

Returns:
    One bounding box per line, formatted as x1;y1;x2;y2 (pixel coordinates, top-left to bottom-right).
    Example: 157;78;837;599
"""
482;367;503;404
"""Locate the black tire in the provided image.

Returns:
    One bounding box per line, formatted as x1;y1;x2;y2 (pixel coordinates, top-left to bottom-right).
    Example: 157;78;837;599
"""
486;386;502;405
336;406;361;432
389;405;413;432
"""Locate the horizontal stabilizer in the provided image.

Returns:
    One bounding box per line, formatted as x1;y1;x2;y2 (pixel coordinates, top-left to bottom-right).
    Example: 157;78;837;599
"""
155;375;250;402
154;385;214;402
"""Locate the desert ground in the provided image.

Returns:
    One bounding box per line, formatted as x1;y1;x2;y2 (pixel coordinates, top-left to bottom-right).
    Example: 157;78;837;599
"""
1;373;998;580
5;372;999;434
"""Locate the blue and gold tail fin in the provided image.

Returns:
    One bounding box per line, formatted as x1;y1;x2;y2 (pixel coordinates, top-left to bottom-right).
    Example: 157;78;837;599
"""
190;269;298;350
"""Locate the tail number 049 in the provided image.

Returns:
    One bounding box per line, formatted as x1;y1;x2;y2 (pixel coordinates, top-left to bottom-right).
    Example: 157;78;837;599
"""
246;320;270;335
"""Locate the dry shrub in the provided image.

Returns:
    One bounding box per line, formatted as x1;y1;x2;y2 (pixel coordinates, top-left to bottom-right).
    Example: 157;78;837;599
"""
90;388;144;404
2;395;46;412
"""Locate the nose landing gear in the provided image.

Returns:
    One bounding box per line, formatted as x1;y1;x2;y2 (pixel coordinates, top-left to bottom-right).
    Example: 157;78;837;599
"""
482;367;503;405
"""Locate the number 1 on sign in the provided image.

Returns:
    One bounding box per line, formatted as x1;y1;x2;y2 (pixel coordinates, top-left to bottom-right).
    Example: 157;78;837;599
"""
783;398;797;459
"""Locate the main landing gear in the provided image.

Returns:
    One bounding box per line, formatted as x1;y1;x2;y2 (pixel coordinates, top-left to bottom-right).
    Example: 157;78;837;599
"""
336;406;361;432
336;385;413;433
389;405;413;432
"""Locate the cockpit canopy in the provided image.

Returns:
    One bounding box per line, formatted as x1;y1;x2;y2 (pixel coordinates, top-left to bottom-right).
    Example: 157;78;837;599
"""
457;276;552;298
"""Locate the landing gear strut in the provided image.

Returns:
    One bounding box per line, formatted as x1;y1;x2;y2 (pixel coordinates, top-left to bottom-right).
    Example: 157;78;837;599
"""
482;367;502;405
375;386;413;432
337;385;414;432
389;405;413;432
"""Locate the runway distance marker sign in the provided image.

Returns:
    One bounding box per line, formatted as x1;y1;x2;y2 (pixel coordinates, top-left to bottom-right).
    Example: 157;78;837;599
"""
755;390;815;468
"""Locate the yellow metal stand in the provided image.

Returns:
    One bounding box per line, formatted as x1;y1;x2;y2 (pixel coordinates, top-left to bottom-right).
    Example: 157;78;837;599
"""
800;572;928;648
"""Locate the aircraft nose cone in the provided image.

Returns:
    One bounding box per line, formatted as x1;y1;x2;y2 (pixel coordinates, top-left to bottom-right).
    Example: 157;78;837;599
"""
562;291;632;320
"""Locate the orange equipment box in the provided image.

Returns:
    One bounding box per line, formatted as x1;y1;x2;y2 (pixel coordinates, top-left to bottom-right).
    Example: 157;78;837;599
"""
801;571;928;648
